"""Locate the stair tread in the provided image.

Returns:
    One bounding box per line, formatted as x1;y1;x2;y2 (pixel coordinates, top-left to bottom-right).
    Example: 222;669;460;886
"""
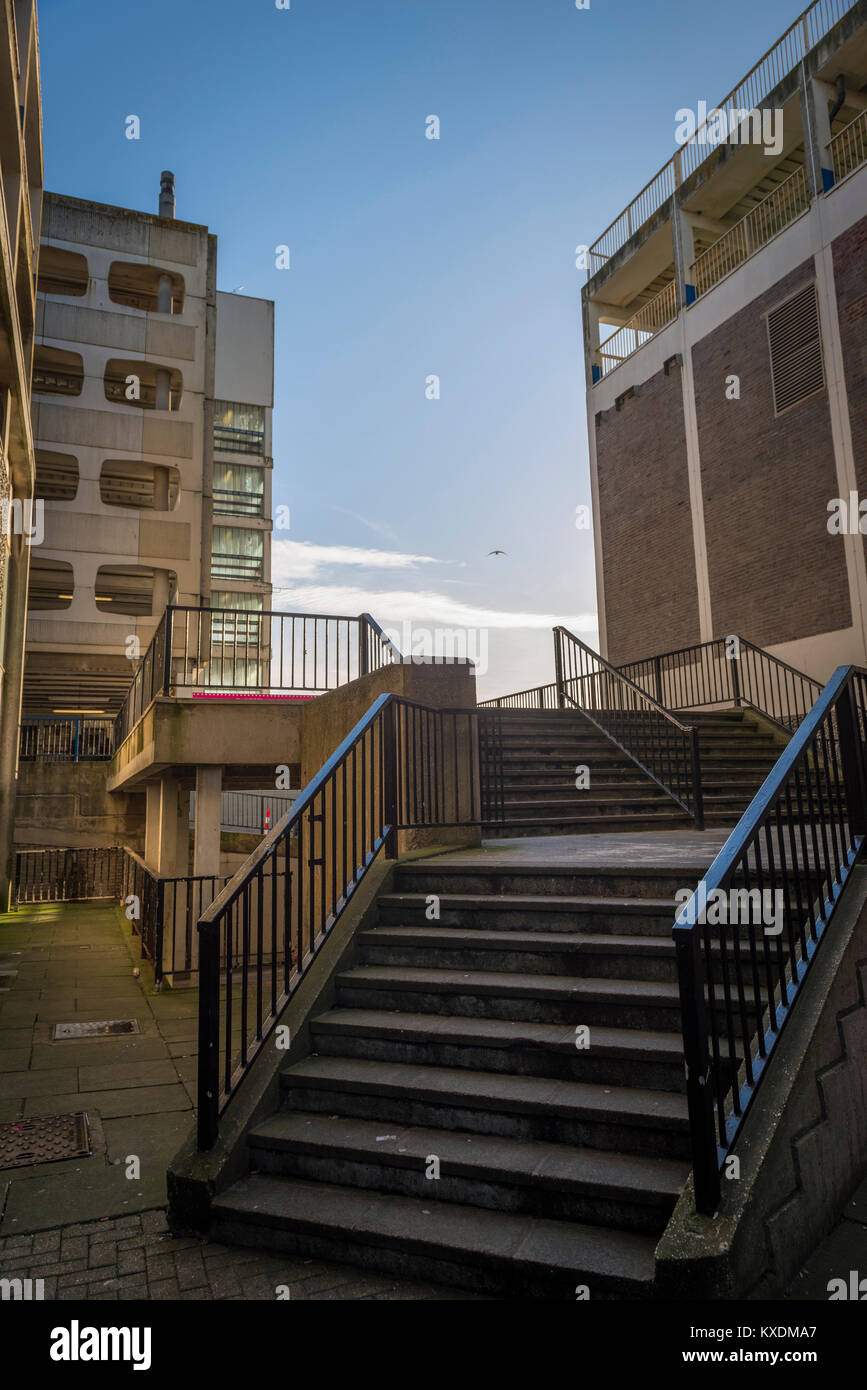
212;1173;658;1285
339;962;684;1002
248;1112;690;1198
380;892;678;913
282;1054;690;1125
361;925;680;953
312;1006;685;1057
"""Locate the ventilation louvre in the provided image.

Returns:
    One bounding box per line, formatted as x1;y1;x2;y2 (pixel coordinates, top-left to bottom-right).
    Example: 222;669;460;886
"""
767;282;825;415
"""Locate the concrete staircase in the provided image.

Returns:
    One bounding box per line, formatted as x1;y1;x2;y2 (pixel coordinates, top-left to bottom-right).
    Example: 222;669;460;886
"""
483;707;786;836
210;856;723;1298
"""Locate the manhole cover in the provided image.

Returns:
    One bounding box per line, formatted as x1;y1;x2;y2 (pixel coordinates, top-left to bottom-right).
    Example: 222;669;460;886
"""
0;1113;91;1169
53;1019;141;1039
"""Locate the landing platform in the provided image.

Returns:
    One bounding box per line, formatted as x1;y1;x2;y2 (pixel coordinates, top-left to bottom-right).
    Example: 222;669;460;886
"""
420;829;736;872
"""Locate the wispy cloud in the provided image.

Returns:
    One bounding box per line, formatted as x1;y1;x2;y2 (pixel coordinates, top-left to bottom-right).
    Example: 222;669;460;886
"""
270;579;595;634
272;539;441;581
329;506;401;545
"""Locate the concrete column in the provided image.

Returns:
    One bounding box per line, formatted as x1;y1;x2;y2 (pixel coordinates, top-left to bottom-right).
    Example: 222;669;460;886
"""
194;766;222;877
157;275;173;315
144;774;186;876
155;369;171;411
153;466;170;511
0;531;32;908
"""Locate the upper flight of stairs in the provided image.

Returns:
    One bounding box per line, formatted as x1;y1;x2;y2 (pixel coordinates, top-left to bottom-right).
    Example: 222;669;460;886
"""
209;856;719;1299
484;707;787;837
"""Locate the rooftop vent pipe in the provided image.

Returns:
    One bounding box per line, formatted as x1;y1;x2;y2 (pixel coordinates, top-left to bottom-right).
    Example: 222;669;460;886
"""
159;171;175;219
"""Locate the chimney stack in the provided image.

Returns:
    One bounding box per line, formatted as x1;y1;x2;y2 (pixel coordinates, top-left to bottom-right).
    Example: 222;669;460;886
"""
159;171;175;219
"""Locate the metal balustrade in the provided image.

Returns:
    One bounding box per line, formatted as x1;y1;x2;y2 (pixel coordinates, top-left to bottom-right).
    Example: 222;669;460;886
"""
19;717;114;762
828;106;867;184
555;627;704;825
674;665;867;1213
196;695;504;1148
597;280;678;377
690;166;810;299
113;607;402;746
587;0;853;274
617;636;822;733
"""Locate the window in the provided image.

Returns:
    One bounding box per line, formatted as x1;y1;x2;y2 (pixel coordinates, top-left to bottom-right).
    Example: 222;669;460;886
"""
211;527;264;581
36;451;78;501
766;282;825;415
33;346;84;397
37;245;88;298
94;565;171;616
107;262;185;314
210;591;264;646
213;462;265;516
99;461;180;511
28;558;73;610
213;400;265;455
104;359;183;410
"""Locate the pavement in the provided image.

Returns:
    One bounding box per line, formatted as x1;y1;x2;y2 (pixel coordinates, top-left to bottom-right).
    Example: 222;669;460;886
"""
0;897;474;1300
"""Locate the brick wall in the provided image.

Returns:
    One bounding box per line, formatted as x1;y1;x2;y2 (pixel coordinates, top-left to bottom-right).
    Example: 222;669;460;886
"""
692;257;850;647
595;364;701;666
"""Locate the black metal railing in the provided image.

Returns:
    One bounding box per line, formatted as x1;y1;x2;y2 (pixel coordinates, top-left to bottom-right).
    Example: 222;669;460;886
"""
19;717;114;762
617;636;822;733
114;609;170;745
196;694;496;1148
674;664;866;1215
479;682;560;710
113;607;403;748
555;627;704;826
14;847;123;903
190;790;297;835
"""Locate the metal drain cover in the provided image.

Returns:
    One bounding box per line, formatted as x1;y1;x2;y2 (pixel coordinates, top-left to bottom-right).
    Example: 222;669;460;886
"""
0;1113;91;1169
53;1018;141;1039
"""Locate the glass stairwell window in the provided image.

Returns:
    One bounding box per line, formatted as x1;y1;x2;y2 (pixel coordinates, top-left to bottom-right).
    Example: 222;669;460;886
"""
213;462;265;517
213;400;265;456
207;592;267;689
211;527;264;581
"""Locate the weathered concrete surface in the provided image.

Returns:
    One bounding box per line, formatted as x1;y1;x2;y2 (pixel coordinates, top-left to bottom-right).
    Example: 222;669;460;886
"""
301;660;480;853
14;760;146;851
108;696;303;791
655;865;867;1299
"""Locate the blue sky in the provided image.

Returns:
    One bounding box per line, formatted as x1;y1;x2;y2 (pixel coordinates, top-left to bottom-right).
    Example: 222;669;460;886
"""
38;0;801;697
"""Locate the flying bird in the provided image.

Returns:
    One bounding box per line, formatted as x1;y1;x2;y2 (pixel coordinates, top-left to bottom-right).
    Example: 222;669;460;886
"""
487;550;507;556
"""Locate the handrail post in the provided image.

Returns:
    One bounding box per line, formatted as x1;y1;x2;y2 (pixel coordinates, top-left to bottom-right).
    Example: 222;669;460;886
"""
837;680;867;838
162;606;174;695
382;701;398;858
553;629;566;709
674;923;720;1215
358;615;369;677
73;718;80;764
690;726;704;830
155;880;165;987
197;923;221;1150
653;656;664;706
730;640;741;707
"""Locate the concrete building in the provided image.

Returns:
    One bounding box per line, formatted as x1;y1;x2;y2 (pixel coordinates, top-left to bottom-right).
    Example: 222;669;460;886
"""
25;180;273;718
0;0;42;903
581;0;867;680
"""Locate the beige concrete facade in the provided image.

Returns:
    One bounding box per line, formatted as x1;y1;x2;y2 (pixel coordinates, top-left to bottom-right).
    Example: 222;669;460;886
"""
0;0;42;905
26;187;274;718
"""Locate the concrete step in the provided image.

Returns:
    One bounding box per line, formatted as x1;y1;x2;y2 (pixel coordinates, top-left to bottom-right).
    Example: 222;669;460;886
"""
378;890;680;934
484;812;694;835
392;863;719;900
247;1112;689;1231
335;963;709;1033
309;1007;688;1089
210;1173;658;1298
279;1054;692;1157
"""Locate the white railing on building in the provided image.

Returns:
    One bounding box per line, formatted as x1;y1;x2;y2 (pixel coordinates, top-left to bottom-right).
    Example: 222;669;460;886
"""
828;106;867;184
597;280;678;378
690;165;810;299
587;0;854;274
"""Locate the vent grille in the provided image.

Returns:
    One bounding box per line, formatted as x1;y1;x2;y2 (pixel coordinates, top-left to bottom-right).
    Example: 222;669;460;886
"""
767;283;825;415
